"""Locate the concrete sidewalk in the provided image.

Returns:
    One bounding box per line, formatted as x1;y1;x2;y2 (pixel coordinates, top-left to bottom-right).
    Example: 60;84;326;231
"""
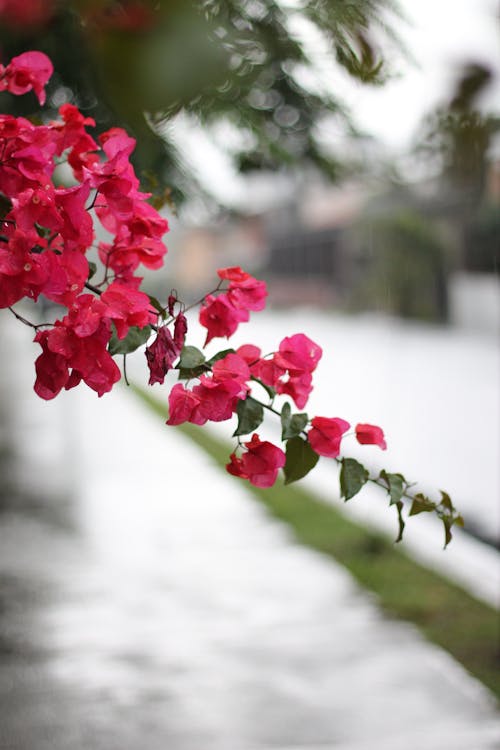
0;319;499;749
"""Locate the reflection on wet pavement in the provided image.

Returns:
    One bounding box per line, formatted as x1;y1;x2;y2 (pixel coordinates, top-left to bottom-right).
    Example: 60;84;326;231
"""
0;318;499;750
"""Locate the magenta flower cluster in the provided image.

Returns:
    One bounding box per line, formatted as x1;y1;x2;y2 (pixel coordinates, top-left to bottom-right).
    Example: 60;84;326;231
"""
1;50;386;491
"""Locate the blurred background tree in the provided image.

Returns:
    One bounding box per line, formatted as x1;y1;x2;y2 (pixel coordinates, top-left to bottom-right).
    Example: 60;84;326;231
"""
0;0;402;204
416;61;500;274
361;210;449;321
348;59;499;322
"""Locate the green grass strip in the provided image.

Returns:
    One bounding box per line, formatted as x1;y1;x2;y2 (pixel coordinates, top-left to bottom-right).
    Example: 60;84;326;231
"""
132;384;500;700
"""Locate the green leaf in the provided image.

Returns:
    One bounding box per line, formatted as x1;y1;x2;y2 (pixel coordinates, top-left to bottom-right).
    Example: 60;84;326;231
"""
108;325;152;355
178;366;206;380
438;491;462;549
233;397;264;437
442;517;453;548
179;345;205;369
340;458;369;501
281;402;308;440
439;490;453;512
284;436;319;485
394;501;405;543
281;403;291;420
87;261;97;281
379;471;406;542
148;294;166;319
441;512;465;549
0;193;11;221
409;493;436;516
35;223;51;239
379;470;405;505
177;346;207;379
206;349;235;367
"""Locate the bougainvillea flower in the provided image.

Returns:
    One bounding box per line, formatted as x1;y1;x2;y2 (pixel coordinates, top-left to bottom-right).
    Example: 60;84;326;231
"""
166;383;203;426
98;234;164;276
38;247;81;305
33;331;71;399
275;333;322;373
11;186;63;235
217;266;250;283
53;104;98;178
211;353;250;386
276;370;313;409
308;416;351;458
33;309;120;400
226;433;286;488
145;326;180;386
236;344;261;365
199;293;249;345
101;281;154;339
72;337;121;396
173;312;187;351
355;423;387;450
0;117;55;196
9;141;55;185
217;266;267;312
251;351;314;408
3;51;53;105
227;276;267;312
127;200;169;242
86;127;138;198
0;229;51;307
34;298;120;399
54;182;93;247
57;103;96;140
193;375;245;422
251;355;285;388
64;294;107;338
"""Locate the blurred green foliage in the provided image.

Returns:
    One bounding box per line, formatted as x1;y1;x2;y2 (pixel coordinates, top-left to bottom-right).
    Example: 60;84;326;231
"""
353;210;449;321
464;202;500;273
418;63;499;206
0;0;401;202
416;62;500;274
352;61;499;321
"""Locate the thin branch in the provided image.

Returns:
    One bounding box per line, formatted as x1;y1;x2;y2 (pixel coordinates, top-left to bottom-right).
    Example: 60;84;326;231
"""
179;281;225;319
84;281;102;296
8;306;52;331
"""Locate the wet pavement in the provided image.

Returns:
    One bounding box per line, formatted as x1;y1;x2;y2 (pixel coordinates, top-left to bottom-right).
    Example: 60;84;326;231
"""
1;317;499;750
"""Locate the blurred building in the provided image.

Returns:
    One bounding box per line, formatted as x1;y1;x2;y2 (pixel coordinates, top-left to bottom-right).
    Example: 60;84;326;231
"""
158;160;499;330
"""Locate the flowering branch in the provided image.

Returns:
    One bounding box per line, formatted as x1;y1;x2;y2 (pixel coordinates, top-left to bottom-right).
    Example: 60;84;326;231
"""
168;353;463;547
0;49;463;547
